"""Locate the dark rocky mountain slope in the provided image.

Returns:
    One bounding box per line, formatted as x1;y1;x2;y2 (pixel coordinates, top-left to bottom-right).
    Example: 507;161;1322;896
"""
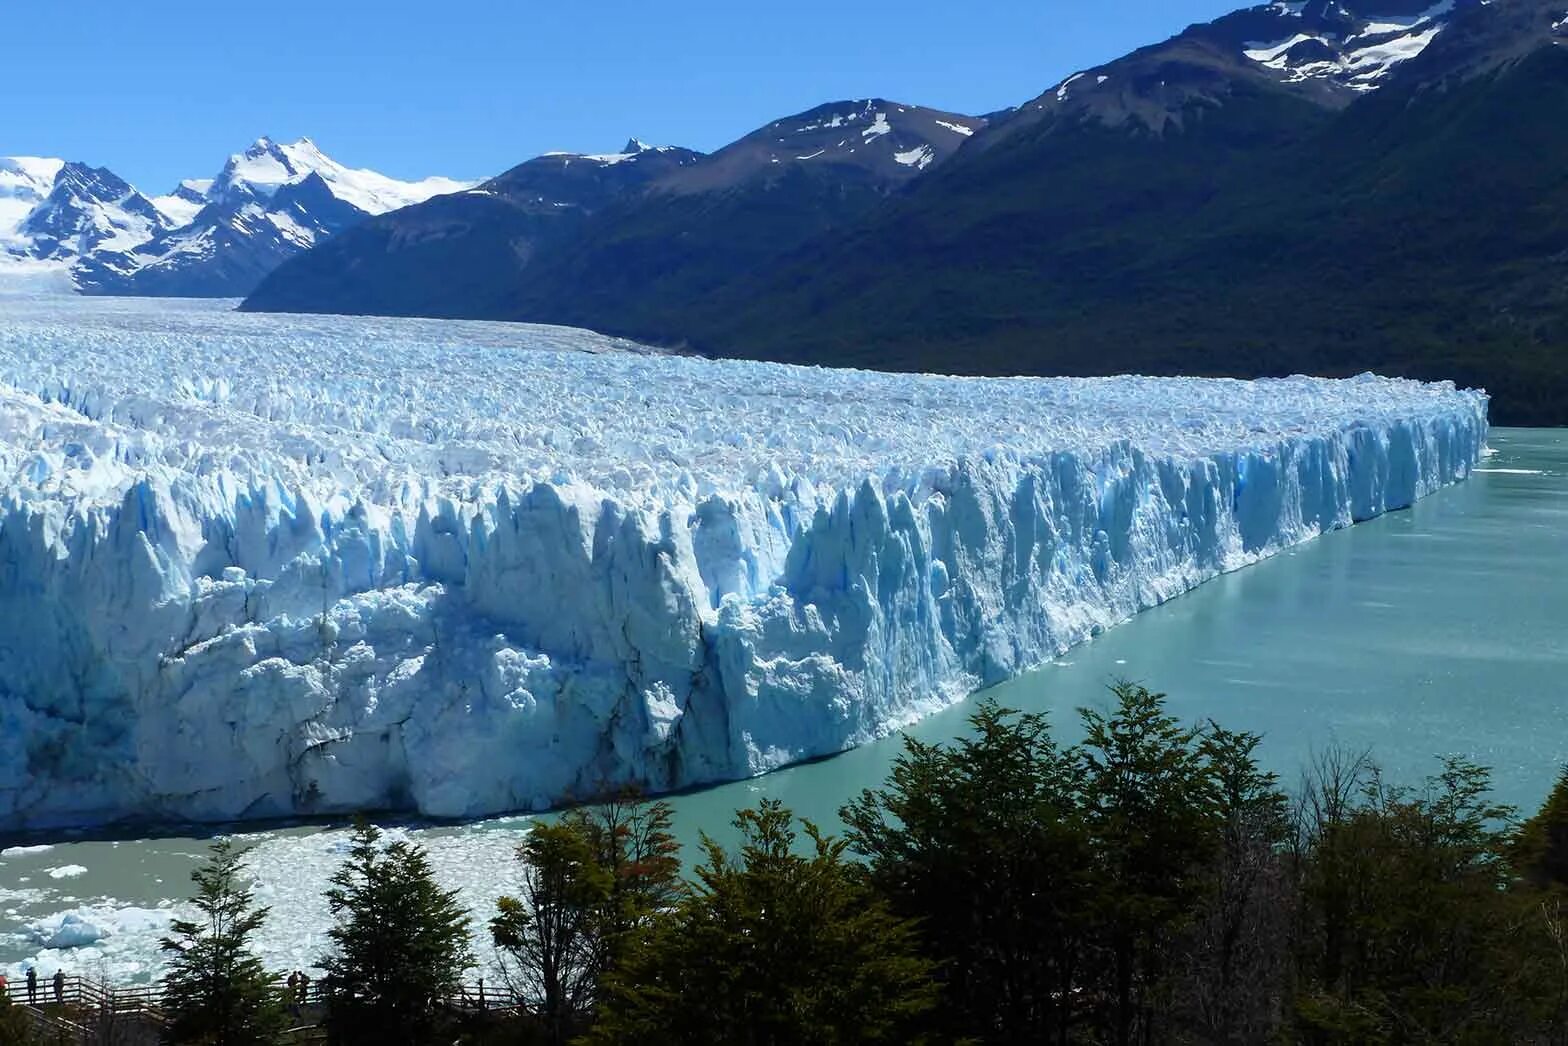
241;103;983;321
566;0;1568;423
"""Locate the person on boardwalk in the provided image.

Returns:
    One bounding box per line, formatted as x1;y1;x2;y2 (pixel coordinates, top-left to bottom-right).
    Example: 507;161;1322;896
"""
286;971;301;1017
52;969;64;1005
25;967;36;1005
296;970;309;1005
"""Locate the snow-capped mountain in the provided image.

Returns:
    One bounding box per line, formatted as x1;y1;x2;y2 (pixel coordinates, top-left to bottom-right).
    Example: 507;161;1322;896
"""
79;137;475;297
17;164;170;261
1;157;67;257
1;158;172;265
991;0;1474;141
205;136;469;215
0;138;473;298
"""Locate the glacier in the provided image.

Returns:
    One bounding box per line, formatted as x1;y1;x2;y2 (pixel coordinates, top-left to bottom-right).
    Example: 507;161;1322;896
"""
0;297;1488;831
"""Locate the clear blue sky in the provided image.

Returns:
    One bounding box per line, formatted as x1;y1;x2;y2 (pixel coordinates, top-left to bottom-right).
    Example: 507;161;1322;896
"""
7;0;1240;191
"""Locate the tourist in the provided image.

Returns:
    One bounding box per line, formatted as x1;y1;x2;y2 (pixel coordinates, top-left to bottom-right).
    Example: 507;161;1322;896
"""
25;967;35;1004
52;969;64;1005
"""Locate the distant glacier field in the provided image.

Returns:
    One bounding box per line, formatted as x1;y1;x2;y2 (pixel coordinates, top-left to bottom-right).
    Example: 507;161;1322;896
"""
0;297;1489;830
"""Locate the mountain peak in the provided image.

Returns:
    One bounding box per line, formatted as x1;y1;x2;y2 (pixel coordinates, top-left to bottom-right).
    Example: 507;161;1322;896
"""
623;138;653;154
8;158;167;262
643;98;983;196
980;0;1478;146
207;137;471;216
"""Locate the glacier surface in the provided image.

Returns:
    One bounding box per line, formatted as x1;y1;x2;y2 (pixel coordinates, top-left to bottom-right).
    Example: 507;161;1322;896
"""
0;298;1488;830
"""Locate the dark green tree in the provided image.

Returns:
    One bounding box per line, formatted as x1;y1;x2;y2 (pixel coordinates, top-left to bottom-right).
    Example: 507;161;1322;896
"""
493;820;614;1044
1516;767;1568;890
1513;767;1568;1038
158;840;287;1046
1175;725;1292;1042
1511;768;1568;1041
589;799;937;1045
491;794;682;1042
841;699;1093;1043
1293;756;1521;1042
577;793;683;971
0;989;39;1046
320;823;473;1045
1079;682;1223;1046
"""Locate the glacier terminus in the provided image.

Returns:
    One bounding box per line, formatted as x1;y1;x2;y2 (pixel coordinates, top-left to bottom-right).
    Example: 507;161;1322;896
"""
0;298;1488;831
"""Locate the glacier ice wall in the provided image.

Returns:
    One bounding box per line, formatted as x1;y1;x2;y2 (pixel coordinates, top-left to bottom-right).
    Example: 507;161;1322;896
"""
0;299;1488;830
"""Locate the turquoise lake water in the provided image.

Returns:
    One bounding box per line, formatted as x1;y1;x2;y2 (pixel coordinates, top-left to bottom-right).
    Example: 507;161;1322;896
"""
662;426;1568;834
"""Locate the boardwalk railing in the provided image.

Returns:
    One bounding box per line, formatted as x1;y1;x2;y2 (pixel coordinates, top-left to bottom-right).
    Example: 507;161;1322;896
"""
2;973;526;1038
2;976;167;1045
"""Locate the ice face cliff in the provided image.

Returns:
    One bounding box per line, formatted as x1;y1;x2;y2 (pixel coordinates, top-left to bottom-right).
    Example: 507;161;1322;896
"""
0;299;1487;830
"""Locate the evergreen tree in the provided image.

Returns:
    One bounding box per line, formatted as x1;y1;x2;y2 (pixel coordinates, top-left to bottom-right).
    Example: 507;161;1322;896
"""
320;823;474;1045
158;840;287;1046
1515;766;1568;889
1079;682;1223;1046
589;800;937;1045
841;699;1092;1043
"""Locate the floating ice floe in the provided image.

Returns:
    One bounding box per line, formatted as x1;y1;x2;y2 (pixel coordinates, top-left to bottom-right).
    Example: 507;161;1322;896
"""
25;905;172;952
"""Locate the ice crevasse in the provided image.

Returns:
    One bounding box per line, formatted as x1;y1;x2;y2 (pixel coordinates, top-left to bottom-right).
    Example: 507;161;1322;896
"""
0;301;1489;829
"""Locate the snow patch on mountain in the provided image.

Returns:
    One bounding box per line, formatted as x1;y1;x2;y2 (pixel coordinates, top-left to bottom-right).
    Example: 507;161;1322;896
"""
1244;33;1324;63
1057;72;1089;100
0;158;66;252
1237;0;1459;90
0;298;1487;831
737;101;984;177
150;180;213;227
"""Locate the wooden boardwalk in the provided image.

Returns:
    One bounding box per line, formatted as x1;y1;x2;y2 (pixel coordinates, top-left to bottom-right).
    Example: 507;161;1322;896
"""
1;975;519;1044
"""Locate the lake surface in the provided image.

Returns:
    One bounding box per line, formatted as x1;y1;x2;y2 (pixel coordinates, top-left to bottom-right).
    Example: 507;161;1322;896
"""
2;427;1564;982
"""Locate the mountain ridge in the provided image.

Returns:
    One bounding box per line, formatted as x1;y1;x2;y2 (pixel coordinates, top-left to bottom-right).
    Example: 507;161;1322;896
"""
239;99;982;318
